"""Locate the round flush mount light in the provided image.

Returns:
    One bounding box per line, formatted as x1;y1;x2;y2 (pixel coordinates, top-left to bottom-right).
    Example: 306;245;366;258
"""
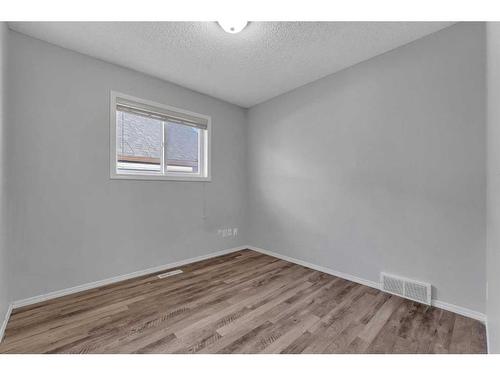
217;21;248;34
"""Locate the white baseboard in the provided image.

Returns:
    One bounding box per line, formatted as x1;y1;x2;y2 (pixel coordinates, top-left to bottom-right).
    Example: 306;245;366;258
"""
0;303;13;343
247;245;486;323
12;245;247;309
247;246;380;290
5;243;486;334
431;300;486;323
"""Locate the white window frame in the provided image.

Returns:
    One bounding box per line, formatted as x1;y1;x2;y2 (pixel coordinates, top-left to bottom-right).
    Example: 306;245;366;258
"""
110;91;211;182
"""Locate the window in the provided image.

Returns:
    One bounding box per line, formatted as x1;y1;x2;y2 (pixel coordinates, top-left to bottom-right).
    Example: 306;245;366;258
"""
110;92;211;181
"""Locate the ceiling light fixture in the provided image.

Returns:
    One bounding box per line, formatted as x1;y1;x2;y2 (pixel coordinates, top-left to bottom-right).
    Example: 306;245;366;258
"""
217;21;248;34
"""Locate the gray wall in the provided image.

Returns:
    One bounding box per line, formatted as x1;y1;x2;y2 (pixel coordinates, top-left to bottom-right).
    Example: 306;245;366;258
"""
487;22;500;353
0;23;9;323
247;23;486;312
5;31;248;301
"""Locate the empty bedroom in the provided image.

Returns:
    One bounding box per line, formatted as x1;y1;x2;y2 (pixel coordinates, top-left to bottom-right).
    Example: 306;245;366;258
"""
1;0;500;373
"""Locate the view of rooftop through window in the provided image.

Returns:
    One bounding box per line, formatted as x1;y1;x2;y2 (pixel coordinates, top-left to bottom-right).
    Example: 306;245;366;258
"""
116;111;200;174
165;122;200;173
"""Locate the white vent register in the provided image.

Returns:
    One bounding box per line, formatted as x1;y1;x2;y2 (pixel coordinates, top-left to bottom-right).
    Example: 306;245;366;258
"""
157;269;183;279
381;272;431;305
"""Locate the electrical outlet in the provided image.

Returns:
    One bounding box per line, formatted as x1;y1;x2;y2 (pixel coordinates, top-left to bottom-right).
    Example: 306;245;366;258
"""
218;228;238;238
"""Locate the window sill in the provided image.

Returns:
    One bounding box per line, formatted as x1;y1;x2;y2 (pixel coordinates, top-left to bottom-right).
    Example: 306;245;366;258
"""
110;173;211;182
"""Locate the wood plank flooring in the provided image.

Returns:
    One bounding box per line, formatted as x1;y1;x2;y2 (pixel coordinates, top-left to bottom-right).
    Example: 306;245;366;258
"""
0;250;487;354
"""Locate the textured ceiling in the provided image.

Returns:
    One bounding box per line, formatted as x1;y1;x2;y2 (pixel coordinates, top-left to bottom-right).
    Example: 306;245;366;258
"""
8;22;454;108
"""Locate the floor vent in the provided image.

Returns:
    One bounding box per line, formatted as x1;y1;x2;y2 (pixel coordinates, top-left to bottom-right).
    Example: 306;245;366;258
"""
381;272;431;305
157;269;183;279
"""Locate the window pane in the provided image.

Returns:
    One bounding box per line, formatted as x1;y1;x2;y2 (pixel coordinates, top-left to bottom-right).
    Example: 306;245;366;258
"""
116;110;163;173
165;122;200;174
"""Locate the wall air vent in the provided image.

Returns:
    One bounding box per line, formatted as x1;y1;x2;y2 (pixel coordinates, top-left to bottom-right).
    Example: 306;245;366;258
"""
381;272;431;305
157;269;183;279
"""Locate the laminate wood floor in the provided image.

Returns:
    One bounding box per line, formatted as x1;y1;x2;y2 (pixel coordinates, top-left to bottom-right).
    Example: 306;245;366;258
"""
0;250;487;354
